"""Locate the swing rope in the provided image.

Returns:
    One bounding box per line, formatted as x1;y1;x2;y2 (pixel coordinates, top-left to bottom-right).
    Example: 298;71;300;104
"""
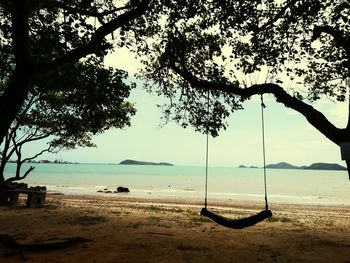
201;93;272;229
204;90;210;209
260;94;269;211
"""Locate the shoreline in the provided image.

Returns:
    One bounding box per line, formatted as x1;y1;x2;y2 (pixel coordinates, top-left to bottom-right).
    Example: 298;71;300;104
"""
9;162;349;207
1;194;350;262
48;193;350;223
47;189;350;206
48;192;350;208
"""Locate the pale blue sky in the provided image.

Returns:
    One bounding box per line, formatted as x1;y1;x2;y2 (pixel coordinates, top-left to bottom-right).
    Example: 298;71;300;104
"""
24;50;348;167
27;85;346;167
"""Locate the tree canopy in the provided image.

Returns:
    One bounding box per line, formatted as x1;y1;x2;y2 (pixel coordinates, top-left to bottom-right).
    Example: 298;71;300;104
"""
0;0;153;145
0;0;148;186
0;0;349;176
0;57;135;187
138;0;349;148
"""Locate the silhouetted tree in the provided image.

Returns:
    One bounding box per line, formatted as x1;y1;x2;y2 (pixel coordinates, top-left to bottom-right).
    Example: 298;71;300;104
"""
1;0;349;176
139;0;350;174
0;57;135;188
0;0;152;145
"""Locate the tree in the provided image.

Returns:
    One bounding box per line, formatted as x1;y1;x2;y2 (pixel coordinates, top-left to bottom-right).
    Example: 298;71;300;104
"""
0;0;215;186
0;57;136;188
0;0;153;146
2;0;349;175
138;0;350;175
0;0;159;188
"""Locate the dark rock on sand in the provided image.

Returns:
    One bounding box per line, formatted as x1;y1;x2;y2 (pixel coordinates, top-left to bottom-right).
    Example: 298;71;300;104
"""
116;186;130;193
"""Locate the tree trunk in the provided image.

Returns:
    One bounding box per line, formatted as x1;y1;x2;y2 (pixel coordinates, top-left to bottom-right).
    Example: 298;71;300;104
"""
0;0;32;145
0;172;6;190
0;68;33;145
346;160;350;180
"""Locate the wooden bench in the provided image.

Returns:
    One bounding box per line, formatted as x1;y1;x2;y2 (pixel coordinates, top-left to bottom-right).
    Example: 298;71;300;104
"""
0;187;46;208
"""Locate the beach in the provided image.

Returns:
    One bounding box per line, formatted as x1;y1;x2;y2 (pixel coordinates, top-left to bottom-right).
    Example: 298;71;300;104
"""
0;194;350;263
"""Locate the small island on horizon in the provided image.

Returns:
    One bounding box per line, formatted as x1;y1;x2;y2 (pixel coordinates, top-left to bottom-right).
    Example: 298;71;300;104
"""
119;159;174;166
239;162;347;171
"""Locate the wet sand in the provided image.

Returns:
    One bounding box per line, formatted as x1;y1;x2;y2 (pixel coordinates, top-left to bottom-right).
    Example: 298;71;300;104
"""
0;194;350;262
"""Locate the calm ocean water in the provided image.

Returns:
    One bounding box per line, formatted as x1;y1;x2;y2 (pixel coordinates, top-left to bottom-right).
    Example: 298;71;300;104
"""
4;163;350;205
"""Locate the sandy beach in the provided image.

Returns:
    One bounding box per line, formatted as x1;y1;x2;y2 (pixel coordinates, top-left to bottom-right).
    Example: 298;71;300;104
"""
1;194;350;263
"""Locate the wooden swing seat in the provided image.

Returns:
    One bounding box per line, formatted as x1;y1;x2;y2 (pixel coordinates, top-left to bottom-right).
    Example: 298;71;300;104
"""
200;207;272;229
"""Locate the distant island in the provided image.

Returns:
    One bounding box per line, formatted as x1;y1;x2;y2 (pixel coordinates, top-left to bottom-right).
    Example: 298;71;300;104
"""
239;162;347;171
265;162;306;169
9;159;80;164
239;165;258;169
119;159;174;166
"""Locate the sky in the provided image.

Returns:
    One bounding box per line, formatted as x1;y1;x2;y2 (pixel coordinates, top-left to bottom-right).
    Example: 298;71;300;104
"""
24;48;348;167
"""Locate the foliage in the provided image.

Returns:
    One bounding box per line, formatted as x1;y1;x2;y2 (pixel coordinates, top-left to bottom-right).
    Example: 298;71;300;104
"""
0;0;154;146
30;57;136;149
137;0;349;141
1;0;349;180
0;56;135;185
0;0;150;184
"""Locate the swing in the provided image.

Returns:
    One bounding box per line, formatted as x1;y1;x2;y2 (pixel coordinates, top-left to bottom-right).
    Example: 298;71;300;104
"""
201;94;272;229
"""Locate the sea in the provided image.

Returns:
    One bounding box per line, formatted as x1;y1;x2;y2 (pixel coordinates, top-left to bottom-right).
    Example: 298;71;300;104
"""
4;163;350;205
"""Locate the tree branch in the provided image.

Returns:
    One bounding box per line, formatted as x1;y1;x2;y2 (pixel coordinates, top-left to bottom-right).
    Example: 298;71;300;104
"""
7;129;56;165
17;128;52;146
33;0;151;79
5;166;35;184
21;146;53;164
21;166;35;180
16;93;38;124
54;2;135;18
312;25;350;56
169;62;347;145
10;93;41;144
0;130;12;177
11;135;23;179
254;0;298;32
